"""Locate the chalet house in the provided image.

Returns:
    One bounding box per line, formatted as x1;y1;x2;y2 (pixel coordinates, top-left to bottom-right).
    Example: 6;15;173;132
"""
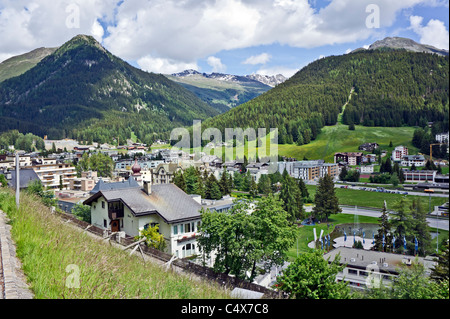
84;179;203;258
358;143;379;152
334;152;363;166
401;155;426;167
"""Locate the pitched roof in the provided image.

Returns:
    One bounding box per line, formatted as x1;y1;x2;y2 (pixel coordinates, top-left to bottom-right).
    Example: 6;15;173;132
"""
89;177;140;195
84;182;202;223
1;169;39;189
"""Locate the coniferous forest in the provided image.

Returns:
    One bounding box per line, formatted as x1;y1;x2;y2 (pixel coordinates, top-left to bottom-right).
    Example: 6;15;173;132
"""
203;49;448;145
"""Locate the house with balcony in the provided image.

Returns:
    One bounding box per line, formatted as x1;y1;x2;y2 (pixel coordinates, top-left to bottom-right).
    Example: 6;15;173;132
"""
334;152;363;166
31;160;76;190
401;155;426;167
83;179;203;258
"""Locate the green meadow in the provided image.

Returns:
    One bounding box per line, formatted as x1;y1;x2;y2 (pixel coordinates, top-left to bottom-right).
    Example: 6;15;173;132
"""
277;124;418;162
175;123;418;163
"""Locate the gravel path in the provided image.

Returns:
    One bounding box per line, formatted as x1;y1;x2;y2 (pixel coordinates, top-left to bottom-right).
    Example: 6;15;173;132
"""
0;210;34;299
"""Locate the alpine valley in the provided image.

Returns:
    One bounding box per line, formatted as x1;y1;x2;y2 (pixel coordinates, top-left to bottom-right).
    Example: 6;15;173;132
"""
0;35;448;148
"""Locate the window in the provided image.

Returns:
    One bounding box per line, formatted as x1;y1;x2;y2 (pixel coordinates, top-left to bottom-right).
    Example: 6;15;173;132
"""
191;222;195;232
102;201;105;209
103;219;107;228
180;224;184;233
185;223;191;233
348;269;358;275
173;225;178;235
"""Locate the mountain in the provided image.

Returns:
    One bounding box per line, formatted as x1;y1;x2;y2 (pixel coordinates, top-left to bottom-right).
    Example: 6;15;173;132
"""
203;44;449;146
0;47;57;83
353;37;449;56
0;35;219;143
166;70;275;112
245;74;287;87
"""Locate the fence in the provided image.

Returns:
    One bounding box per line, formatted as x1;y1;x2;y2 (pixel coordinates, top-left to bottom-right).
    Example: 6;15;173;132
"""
59;212;285;299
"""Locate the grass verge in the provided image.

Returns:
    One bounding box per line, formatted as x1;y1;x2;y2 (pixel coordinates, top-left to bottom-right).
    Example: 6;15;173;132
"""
0;189;230;299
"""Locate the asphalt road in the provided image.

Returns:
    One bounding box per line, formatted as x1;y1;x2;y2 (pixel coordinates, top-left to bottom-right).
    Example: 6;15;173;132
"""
340;206;449;231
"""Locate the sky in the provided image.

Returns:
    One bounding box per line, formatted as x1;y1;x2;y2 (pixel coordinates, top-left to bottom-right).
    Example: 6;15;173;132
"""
0;0;448;78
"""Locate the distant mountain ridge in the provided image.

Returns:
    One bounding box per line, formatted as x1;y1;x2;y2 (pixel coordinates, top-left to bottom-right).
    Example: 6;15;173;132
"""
166;70;283;113
0;47;57;82
353;37;449;56
171;69;287;87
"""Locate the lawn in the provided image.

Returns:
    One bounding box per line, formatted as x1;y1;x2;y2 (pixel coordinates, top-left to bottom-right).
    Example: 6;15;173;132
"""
181;123;418;163
287;213;380;260
0;189;231;299
277;124;418;162
305;185;448;210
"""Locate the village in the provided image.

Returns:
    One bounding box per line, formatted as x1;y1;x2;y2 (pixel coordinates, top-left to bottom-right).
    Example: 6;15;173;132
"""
0;132;448;295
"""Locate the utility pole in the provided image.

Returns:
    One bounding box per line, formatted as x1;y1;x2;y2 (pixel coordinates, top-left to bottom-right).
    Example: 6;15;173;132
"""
15;152;20;209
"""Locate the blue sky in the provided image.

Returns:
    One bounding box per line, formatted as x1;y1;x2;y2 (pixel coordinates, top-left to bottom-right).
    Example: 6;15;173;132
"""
0;0;448;77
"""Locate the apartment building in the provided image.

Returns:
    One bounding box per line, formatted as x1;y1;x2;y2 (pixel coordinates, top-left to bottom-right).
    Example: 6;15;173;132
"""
32;161;77;190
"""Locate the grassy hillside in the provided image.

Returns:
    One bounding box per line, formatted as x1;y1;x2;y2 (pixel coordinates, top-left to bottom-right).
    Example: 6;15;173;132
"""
0;189;230;299
189;123;418;163
0;47;57;83
277;123;418;162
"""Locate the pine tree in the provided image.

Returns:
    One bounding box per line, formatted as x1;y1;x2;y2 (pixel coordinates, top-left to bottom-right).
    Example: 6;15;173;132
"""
219;168;230;195
375;201;391;252
431;239;449;282
279;172;304;222
173;171;187;192
312;174;341;222
205;174;222;200
411;199;432;256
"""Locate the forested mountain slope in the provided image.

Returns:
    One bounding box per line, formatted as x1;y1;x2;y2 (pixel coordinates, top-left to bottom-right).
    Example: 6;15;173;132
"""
0;35;219;143
203;49;449;145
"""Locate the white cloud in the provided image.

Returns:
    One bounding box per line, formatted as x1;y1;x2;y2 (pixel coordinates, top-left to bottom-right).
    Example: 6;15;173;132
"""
0;0;117;57
207;56;226;73
137;55;199;74
91;19;105;42
243;53;272;65
0;0;447;75
409;15;449;49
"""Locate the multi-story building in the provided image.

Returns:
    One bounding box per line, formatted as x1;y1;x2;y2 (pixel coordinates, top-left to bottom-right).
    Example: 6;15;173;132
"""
334;152;363;166
69;171;99;192
392;146;408;162
324;247;436;291
403;169;437;183
84;180;203;258
278;160;339;181
401;155;426;167
436;132;449;144
32;160;77;190
152;163;181;184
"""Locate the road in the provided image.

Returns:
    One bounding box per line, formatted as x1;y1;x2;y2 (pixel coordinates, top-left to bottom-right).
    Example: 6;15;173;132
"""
307;181;448;198
340;206;449;231
304;205;449;231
